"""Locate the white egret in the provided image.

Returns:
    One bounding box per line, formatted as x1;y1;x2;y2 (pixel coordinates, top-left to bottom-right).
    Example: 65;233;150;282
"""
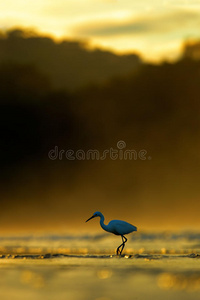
86;211;137;255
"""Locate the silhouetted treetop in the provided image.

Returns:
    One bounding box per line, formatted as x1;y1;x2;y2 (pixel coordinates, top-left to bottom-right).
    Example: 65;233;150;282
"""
0;28;141;90
182;40;200;60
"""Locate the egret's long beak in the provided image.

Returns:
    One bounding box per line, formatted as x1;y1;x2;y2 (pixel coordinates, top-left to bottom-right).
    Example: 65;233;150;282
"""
86;215;95;222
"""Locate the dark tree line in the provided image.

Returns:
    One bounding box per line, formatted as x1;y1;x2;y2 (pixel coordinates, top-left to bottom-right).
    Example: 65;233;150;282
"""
0;29;141;90
0;30;200;189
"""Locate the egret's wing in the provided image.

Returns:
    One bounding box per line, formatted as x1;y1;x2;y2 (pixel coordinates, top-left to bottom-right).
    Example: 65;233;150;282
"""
108;220;137;235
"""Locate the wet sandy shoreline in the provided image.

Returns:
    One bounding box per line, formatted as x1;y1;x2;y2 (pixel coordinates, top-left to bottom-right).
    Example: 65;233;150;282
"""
0;252;200;259
1;233;200;299
1;253;200;300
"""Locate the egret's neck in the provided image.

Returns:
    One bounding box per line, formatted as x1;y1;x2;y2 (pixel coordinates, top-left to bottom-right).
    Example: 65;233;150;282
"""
99;214;110;233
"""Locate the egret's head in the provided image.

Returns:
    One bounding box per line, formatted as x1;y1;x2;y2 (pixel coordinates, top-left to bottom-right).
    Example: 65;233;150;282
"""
86;211;102;222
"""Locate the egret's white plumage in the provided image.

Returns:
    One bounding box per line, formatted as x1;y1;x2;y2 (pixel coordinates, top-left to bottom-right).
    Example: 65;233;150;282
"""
86;211;137;255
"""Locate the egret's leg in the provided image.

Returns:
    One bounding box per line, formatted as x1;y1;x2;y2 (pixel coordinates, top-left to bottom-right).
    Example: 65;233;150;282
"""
117;244;123;255
116;236;124;255
120;236;127;255
116;235;127;255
